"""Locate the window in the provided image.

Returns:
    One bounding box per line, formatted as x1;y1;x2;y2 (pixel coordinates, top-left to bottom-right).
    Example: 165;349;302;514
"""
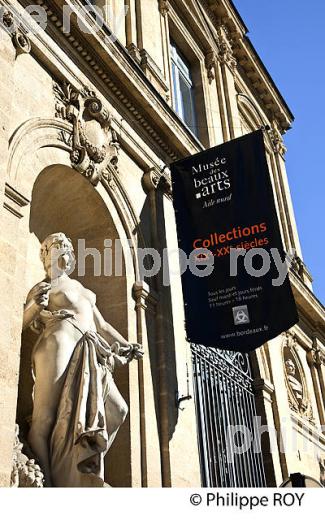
170;42;198;137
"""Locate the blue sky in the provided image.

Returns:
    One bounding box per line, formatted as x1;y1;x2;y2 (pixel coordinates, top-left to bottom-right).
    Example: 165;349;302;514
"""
233;0;325;304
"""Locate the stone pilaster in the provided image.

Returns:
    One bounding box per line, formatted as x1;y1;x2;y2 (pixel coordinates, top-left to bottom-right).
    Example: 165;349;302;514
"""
132;281;162;486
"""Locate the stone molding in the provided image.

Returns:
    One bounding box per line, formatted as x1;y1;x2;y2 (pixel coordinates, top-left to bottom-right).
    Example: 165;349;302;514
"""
253;377;274;396
3;182;30;218
7;118;72;191
127;44;169;97
30;0;197;161
202;0;292;130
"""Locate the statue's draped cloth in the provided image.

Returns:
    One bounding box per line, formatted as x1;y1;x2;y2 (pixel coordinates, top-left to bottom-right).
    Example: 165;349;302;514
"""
47;319;114;487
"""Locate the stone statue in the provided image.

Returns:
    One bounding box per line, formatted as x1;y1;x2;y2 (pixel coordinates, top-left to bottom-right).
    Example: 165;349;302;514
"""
23;232;143;487
285;359;303;402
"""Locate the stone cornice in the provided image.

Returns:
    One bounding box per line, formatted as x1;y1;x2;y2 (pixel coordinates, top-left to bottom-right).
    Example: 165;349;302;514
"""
13;0;293;150
21;0;203;163
203;0;293;131
166;0;293;130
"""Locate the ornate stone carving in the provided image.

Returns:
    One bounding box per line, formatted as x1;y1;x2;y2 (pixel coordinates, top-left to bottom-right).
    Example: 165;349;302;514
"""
218;37;237;71
142;168;160;193
216;24;237;72
290;253;313;286
268;123;287;155
308;335;325;368
142;167;172;197
291;254;305;279
38;1;181;160
270;128;287;156
159;0;170;16
2;11;31;55
205;49;217;83
11;425;44;487
282;332;314;423
54;81;120;186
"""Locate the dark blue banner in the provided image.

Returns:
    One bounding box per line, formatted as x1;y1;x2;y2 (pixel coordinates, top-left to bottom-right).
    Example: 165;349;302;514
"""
170;130;298;352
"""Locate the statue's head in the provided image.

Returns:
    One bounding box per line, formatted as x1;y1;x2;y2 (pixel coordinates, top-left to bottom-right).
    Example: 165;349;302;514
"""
285;359;296;376
40;232;75;278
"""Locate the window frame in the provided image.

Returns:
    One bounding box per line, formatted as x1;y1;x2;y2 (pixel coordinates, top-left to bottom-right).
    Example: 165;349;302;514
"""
170;40;198;137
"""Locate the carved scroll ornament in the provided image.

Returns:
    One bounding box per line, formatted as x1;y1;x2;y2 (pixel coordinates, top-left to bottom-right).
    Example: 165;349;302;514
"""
282;332;314;423
54;82;120;186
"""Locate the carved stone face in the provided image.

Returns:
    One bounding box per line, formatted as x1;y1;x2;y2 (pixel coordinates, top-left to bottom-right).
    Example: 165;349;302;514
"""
40;233;75;278
285;359;296;376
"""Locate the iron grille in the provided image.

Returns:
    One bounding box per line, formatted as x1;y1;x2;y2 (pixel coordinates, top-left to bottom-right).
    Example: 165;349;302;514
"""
191;344;266;487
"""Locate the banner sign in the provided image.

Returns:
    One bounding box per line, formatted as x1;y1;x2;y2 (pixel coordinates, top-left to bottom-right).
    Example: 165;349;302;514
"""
170;130;298;352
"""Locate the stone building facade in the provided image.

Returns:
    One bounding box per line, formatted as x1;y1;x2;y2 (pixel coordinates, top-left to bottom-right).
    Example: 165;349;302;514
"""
0;0;324;487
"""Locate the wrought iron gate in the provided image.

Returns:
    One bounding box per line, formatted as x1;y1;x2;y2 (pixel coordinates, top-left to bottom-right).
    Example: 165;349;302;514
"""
191;344;266;487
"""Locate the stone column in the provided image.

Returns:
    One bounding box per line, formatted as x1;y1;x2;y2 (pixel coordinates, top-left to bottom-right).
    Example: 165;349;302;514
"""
157;173;201;486
125;0;137;49
132;281;162;487
251;345;284;486
271;128;303;257
217;29;242;140
142;168;171;486
253;378;283;485
204;49;224;146
158;0;172;89
266;335;294;480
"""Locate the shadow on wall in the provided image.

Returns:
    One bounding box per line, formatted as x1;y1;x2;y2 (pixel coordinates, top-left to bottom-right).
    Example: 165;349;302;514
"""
139;186;180;443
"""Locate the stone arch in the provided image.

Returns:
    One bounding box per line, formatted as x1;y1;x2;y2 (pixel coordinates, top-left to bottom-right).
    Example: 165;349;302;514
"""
8;118;72;187
237;93;274;150
9;118;144;487
7;117;144;276
237;93;267;128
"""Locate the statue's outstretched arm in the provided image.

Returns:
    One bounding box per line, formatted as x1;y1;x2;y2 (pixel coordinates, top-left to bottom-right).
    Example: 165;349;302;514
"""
93;306;144;363
93;305;130;348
